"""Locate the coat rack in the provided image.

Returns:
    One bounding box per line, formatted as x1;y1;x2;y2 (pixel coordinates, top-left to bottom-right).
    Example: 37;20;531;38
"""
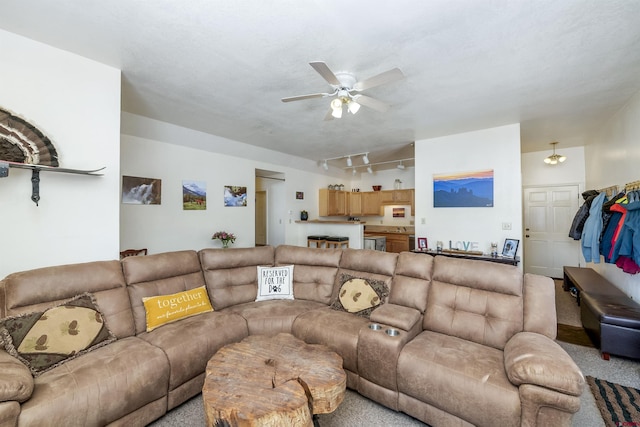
1;161;105;206
625;180;640;192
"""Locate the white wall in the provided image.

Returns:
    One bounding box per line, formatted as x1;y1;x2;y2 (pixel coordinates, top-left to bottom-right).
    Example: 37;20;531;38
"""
521;146;585;188
584;89;640;301
120;115;345;253
0;30;121;279
414;124;523;258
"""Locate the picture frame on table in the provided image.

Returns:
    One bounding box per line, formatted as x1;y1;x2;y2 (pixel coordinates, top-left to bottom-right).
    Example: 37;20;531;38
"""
502;238;519;258
417;237;428;251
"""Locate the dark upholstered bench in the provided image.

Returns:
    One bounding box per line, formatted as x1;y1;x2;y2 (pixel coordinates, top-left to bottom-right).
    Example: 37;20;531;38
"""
563;266;625;305
581;293;640;360
564;266;640;360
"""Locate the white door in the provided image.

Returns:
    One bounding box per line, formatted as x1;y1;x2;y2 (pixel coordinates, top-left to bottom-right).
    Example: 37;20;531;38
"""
523;185;581;278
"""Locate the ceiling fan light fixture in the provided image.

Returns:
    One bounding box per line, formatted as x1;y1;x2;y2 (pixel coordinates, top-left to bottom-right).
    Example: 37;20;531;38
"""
331;106;342;119
347;101;360;114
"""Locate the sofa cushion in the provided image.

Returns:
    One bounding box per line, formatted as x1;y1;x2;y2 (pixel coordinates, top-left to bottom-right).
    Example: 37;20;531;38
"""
123;250;207;335
425;256;524;350
255;265;294;301
222;299;326;336
199;246;275;310
142;286;214;332
274;245;342;304
292;307;369;373
391;252;433;312
0;293;116;377
397;330;520;427
16;336;169;426
330;274;389;318
1;260;134;339
139;311;247;392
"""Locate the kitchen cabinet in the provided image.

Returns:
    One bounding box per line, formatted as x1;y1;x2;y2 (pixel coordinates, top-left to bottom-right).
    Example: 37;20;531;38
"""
365;232;410;253
361;191;381;216
319;189;347;216
378;189;415;215
348;192;363;216
380;189;413;204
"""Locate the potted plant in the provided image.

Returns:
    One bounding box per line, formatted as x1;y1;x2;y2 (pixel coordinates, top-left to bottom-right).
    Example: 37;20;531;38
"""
212;231;236;248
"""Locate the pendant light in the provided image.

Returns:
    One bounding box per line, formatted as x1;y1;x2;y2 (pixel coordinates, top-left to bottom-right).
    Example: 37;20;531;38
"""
544;142;567;165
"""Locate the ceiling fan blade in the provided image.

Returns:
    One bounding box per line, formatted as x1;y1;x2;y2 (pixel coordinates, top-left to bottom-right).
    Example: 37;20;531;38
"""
353;68;404;92
309;61;341;86
323;108;335;121
354;95;390;113
281;93;328;103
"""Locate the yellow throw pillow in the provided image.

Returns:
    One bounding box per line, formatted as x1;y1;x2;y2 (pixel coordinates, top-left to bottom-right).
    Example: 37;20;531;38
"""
142;286;213;332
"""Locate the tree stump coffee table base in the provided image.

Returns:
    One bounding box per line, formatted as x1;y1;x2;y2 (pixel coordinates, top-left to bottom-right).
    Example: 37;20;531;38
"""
202;333;346;427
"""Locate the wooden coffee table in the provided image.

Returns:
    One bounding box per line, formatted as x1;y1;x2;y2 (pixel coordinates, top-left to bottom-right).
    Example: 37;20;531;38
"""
202;333;346;427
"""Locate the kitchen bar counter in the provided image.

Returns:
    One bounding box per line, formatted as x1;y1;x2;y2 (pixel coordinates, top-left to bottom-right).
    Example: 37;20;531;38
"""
293;219;364;249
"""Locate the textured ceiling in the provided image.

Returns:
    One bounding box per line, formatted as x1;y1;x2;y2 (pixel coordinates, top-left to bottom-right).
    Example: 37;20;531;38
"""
1;0;640;171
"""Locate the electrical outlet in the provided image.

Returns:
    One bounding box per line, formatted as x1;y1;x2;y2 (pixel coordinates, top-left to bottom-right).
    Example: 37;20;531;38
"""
502;222;512;230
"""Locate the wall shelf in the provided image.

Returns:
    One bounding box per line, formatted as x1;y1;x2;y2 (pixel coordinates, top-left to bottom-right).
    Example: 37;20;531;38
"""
1;161;105;206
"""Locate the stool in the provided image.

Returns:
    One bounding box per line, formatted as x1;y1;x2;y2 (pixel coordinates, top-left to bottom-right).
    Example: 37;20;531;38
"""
325;236;349;249
307;235;328;248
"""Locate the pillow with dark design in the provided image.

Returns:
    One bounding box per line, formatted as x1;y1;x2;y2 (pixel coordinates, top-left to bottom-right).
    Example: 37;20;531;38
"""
0;293;116;377
330;273;389;318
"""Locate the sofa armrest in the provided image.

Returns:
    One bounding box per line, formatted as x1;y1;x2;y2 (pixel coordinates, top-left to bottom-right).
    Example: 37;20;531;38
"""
0;350;33;403
504;332;584;396
369;303;421;331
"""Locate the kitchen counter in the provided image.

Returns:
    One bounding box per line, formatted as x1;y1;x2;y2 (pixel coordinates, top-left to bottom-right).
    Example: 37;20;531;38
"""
364;225;415;235
295;220;366;224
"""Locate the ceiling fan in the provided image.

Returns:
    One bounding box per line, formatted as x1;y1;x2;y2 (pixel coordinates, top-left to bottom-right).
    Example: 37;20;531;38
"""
281;62;404;120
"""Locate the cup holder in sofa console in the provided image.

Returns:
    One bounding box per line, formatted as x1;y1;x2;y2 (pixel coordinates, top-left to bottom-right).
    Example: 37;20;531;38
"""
368;323;382;330
385;328;400;336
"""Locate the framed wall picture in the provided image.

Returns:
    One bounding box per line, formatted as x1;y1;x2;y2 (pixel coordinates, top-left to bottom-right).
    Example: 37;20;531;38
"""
417;237;428;251
224;186;247;207
433;169;494;208
502;238;519;258
122;175;162;205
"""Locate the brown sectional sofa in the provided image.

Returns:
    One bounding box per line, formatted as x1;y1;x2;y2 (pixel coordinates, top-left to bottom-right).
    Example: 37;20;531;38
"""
0;245;585;427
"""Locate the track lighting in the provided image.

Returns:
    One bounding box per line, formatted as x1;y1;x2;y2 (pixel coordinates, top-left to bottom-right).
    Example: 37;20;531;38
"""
323;160;329;171
352;168;357;176
544;142;566;165
367;165;373;174
362;153;369;164
397;161;405;170
346;156;352;167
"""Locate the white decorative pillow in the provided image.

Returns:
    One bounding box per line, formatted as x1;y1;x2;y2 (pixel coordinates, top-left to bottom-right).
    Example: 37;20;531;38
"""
256;265;294;301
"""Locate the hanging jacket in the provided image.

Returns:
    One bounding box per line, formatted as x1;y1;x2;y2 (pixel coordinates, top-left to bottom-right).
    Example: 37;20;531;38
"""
611;198;640;267
581;192;607;263
569;190;599;240
600;210;622;263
